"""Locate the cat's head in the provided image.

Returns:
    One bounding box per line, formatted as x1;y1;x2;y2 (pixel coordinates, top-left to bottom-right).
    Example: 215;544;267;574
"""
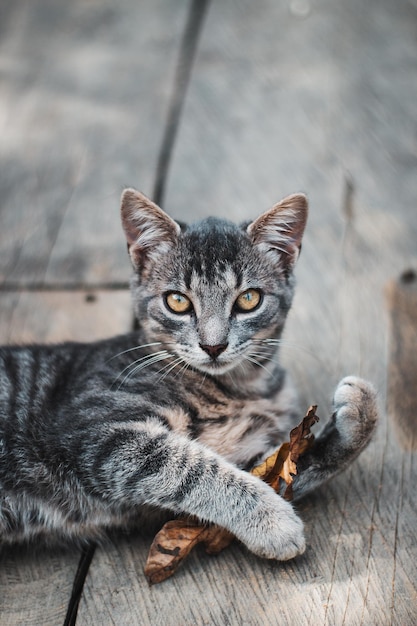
121;189;308;377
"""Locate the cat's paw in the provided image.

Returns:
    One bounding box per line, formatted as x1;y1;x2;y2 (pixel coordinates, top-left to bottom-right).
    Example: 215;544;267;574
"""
333;376;378;448
236;486;306;561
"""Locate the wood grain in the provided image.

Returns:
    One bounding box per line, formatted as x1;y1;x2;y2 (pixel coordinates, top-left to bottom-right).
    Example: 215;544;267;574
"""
0;0;188;286
0;544;80;626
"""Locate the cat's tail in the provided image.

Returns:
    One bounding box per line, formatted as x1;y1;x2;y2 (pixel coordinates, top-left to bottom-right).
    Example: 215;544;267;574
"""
292;376;379;499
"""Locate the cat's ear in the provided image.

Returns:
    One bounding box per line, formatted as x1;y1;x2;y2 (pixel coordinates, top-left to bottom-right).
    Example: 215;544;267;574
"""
121;188;181;270
247;193;308;269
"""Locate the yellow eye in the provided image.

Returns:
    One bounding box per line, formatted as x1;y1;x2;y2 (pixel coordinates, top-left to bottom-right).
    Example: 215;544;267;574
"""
165;292;193;314
235;289;262;312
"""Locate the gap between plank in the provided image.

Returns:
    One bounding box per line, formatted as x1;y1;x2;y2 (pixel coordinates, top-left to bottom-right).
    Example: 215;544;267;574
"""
152;0;211;206
63;1;211;624
63;544;97;626
0;282;130;292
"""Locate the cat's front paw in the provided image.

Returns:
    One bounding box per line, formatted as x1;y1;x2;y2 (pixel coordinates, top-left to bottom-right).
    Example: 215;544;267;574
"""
236;485;306;561
333;376;378;448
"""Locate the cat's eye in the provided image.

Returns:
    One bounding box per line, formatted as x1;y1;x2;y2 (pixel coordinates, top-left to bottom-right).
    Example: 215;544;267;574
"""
165;292;193;314
235;289;262;312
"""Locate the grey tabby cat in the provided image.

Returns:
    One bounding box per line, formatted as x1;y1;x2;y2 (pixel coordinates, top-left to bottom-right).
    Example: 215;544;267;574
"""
0;189;378;561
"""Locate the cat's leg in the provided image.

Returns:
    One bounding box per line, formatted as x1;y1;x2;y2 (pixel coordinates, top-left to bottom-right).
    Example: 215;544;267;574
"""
79;418;305;560
292;376;378;499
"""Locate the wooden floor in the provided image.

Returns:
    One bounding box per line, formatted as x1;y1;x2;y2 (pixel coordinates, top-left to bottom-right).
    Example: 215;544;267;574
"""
1;0;416;624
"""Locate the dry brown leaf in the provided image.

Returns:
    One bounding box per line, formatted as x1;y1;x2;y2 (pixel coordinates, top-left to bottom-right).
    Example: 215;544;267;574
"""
250;404;318;500
144;406;319;584
144;519;234;584
202;525;235;555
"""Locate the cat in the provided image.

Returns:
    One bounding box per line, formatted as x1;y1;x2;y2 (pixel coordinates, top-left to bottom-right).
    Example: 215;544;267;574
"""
0;188;378;561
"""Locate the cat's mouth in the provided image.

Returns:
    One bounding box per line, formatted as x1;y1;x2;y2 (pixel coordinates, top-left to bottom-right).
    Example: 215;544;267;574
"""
189;349;253;376
177;348;239;376
176;342;273;377
196;358;237;375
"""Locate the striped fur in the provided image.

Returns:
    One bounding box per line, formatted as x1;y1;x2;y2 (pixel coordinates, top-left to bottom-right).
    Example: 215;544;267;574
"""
0;191;378;561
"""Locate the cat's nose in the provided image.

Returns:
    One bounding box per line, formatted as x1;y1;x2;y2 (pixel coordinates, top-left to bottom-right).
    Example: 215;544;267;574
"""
199;343;228;359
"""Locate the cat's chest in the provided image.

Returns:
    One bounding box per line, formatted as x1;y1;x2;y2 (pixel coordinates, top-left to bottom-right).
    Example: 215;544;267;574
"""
161;376;297;468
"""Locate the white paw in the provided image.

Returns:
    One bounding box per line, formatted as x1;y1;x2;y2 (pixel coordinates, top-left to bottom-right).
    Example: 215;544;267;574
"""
236;484;306;561
333;376;378;446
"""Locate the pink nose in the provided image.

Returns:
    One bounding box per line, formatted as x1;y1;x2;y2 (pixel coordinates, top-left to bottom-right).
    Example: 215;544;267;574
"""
199;343;228;359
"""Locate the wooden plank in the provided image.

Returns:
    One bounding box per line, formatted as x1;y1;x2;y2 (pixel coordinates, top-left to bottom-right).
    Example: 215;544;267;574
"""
0;290;132;345
77;0;417;624
0;289;131;625
164;0;417;241
1;544;80;626
386;270;417;451
0;0;189;286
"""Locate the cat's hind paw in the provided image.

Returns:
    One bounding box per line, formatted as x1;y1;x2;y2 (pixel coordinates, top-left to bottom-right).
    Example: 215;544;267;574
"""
333;376;378;449
291;376;379;499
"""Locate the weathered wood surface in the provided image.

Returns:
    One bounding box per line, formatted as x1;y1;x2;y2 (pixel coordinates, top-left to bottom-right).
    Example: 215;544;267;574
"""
0;542;80;626
0;0;188;286
1;0;416;624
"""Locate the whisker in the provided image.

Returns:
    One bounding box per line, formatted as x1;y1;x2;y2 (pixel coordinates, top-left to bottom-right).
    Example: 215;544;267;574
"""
243;354;273;376
116;352;172;390
116;356;168;390
252;338;318;359
157;357;185;382
107;342;163;362
129;352;172;375
198;371;208;390
174;360;190;380
113;350;169;385
237;360;248;376
155;357;182;377
226;368;239;387
247;351;277;363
